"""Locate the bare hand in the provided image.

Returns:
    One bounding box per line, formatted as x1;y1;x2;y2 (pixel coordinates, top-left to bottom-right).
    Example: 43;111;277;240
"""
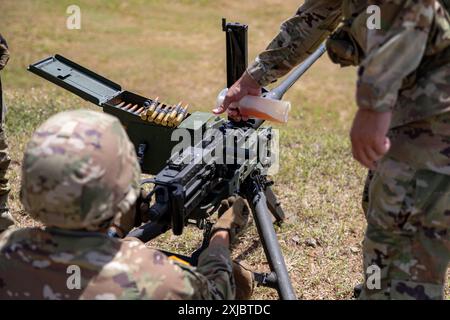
350;109;392;170
212;71;261;122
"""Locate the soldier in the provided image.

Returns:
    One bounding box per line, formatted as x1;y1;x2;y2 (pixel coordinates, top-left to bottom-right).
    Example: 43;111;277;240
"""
214;1;450;299
0;33;14;233
0;109;254;300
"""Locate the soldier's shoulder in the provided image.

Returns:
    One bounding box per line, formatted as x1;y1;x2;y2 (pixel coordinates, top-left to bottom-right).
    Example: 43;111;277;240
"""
0;227;46;248
105;238;196;299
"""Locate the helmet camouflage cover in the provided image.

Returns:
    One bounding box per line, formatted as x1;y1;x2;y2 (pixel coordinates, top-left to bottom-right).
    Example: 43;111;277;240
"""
20;109;141;231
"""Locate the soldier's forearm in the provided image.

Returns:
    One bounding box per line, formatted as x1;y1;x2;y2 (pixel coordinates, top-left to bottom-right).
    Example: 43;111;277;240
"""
247;0;342;86
194;243;235;300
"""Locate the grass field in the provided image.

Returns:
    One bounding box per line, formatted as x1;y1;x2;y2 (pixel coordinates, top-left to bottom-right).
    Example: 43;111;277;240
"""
2;0;448;300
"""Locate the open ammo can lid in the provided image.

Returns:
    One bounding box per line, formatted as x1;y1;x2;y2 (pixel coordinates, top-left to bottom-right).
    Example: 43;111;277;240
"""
28;54;122;106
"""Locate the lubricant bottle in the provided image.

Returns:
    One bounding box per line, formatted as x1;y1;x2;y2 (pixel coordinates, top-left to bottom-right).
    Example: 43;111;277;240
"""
215;88;291;123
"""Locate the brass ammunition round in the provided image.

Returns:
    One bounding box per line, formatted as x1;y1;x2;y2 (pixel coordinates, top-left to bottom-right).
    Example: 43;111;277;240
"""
116;102;126;108
150;104;164;121
136;107;145;114
147;99;160;121
161;105;177;126
128;104;139;113
155;105;171;124
168;102;183;121
172;104;189;127
148;97;159;114
123;103;133;110
162;112;172;126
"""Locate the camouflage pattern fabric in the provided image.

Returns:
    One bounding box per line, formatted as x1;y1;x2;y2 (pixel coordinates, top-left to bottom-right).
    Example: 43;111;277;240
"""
20;110;141;231
246;0;342;87
0;227;234;300
360;112;450;300
357;0;450;127
0;33;13;232
247;0;450;127
0;127;12;232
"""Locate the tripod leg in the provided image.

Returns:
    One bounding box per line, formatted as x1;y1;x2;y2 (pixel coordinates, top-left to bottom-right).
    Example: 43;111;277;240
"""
248;190;297;300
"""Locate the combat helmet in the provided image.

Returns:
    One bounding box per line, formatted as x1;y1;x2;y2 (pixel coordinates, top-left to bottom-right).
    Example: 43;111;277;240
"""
20;109;141;231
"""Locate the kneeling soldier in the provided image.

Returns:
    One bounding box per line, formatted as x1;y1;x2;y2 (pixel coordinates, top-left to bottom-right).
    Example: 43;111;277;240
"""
0;109;253;300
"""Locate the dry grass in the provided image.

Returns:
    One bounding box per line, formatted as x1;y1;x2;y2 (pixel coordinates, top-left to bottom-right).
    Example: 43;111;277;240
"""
1;0;448;300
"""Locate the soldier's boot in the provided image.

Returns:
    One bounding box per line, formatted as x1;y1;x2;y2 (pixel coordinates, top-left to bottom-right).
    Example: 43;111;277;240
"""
232;260;255;300
0;193;14;232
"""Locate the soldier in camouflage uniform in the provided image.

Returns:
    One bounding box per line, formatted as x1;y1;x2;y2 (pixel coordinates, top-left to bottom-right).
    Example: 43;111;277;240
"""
0;33;14;232
214;0;450;299
0;109;253;300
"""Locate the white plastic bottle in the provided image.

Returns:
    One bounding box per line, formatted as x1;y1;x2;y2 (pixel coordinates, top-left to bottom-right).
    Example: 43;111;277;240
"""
215;88;291;123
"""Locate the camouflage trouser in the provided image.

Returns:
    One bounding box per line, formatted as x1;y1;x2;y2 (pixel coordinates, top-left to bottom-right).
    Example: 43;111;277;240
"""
0;127;10;201
0;79;13;231
360;112;450;300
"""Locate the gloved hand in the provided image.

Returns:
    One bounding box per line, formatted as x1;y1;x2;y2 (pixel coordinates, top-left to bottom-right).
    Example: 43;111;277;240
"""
217;195;237;216
109;203;137;238
0;34;10;71
108;189;149;238
233;260;255;300
211;196;250;244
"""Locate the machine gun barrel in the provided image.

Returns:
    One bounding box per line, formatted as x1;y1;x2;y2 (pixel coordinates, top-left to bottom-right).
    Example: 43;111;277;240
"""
266;43;326;101
249;43;325;130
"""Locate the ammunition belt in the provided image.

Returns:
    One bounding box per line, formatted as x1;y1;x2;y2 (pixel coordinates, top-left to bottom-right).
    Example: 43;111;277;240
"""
113;98;189;128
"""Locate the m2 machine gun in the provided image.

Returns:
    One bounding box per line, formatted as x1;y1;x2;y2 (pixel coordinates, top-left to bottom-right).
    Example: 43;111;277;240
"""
28;19;326;300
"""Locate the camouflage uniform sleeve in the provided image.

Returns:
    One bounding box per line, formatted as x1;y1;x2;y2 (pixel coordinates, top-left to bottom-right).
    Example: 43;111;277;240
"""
356;0;435;112
247;0;343;86
175;244;235;300
0;34;10;71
